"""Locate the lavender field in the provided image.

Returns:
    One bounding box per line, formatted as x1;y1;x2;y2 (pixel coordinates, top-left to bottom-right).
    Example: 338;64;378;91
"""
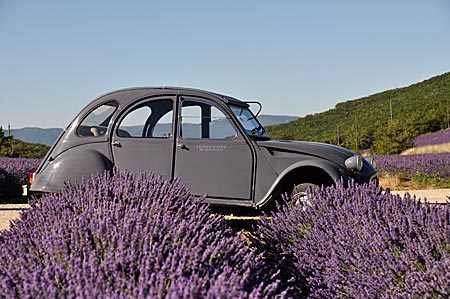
374;153;450;187
0;157;41;201
1;172;449;298
0;170;283;298
414;128;450;147
255;182;450;298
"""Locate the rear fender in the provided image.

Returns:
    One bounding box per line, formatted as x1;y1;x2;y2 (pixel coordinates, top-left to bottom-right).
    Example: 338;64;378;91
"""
31;147;113;193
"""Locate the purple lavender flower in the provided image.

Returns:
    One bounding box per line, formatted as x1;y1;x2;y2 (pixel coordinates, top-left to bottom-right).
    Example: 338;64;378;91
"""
0;170;284;298
414;128;450;147
0;157;41;199
373;153;450;179
255;181;450;298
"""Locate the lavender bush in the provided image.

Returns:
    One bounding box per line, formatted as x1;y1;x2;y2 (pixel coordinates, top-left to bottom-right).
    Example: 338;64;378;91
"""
0;157;41;201
414;128;450;147
254;182;450;298
0;170;284;298
374;153;450;180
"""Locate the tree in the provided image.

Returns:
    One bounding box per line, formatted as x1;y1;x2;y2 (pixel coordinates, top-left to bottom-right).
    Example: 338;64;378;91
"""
372;120;414;155
0;127;12;155
0;127;49;158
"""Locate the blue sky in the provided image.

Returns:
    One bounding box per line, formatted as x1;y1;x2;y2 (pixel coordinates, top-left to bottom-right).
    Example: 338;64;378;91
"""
1;0;450;129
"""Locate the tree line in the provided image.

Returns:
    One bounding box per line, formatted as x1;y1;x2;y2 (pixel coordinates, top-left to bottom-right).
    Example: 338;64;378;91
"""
266;72;450;155
0;127;49;158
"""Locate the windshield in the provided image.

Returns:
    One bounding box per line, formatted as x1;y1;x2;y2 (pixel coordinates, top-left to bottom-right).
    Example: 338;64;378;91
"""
229;105;269;138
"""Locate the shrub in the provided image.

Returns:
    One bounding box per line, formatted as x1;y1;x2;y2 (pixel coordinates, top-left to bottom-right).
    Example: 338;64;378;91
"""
254;181;450;298
0;157;41;201
0;170;284;298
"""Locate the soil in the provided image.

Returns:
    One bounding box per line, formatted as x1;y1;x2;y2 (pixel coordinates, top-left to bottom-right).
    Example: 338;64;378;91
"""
378;174;436;191
389;189;449;204
1;189;449;231
0;204;29;231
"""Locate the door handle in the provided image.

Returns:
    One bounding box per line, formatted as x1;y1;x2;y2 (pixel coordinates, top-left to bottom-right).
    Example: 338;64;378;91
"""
177;142;188;150
111;141;121;147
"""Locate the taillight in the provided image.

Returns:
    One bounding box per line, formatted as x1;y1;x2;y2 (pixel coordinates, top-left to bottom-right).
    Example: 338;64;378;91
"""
29;172;35;185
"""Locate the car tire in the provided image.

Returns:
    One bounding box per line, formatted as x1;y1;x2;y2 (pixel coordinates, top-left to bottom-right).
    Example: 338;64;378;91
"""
291;183;317;207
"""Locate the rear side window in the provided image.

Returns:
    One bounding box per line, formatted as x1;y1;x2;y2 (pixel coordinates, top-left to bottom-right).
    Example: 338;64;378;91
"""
77;102;117;137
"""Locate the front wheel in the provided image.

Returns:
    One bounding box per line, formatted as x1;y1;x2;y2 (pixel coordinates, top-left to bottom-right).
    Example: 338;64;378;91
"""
291;183;317;207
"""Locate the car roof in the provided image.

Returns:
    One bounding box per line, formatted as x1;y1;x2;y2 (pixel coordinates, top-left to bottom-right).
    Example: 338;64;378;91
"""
96;86;249;107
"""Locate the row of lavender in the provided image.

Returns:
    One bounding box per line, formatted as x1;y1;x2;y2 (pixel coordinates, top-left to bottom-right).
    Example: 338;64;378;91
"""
0;170;284;298
0;157;41;200
255;182;450;298
2;151;449;200
1;171;449;298
373;152;450;179
414;128;450;147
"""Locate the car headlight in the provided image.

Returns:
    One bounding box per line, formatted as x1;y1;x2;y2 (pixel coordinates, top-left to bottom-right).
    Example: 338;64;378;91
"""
345;155;363;172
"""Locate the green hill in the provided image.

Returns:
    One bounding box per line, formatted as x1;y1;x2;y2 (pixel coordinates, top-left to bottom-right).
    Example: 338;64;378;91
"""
0;127;49;158
266;72;450;154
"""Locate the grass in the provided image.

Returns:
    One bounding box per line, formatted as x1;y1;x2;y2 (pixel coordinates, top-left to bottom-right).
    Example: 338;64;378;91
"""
411;172;450;189
401;142;450;155
379;173;431;191
379;173;450;190
378;142;450;190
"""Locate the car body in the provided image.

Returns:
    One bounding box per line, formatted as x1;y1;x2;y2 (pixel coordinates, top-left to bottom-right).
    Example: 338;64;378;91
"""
26;87;377;212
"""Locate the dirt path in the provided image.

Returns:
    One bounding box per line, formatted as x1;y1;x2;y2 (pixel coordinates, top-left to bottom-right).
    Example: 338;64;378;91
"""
0;204;29;231
390;189;449;204
1;189;449;231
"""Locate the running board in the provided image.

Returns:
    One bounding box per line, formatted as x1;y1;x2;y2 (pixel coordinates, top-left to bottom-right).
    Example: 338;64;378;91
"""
204;197;255;208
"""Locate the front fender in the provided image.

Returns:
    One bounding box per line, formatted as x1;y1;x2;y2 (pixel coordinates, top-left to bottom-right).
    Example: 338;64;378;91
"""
255;159;346;208
31;147;113;193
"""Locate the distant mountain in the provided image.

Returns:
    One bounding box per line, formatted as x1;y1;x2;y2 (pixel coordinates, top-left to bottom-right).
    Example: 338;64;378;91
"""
9;115;298;146
257;115;298;126
10;127;63;146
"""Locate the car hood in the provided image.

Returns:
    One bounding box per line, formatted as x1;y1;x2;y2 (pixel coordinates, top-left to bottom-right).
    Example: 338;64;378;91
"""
257;140;356;164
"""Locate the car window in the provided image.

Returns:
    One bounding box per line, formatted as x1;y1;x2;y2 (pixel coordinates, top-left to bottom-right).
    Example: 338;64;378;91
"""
117;99;173;138
77;102;117;137
229;105;269;137
180;99;237;140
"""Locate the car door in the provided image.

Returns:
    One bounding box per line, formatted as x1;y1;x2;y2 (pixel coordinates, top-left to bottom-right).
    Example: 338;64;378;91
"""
174;97;254;201
111;97;175;180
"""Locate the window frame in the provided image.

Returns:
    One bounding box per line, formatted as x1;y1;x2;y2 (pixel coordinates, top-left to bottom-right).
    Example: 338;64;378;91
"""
178;98;238;141
114;97;175;139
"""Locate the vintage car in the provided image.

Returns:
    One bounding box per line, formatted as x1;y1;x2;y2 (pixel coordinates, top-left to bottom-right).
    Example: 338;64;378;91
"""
25;87;377;212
